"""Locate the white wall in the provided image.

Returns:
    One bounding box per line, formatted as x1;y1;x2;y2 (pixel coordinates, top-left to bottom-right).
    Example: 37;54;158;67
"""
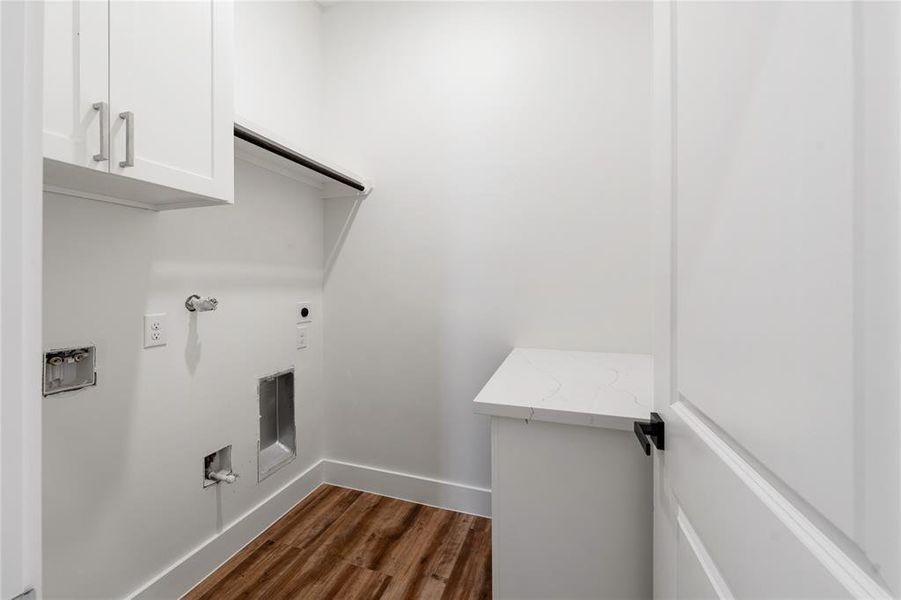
235;0;321;154
42;163;323;599
320;2;653;489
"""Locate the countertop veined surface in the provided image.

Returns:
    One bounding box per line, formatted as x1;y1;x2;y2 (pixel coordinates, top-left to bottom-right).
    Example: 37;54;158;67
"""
473;348;653;430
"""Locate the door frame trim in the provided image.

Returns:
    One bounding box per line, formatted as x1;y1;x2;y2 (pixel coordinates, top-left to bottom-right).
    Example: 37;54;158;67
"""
0;1;44;597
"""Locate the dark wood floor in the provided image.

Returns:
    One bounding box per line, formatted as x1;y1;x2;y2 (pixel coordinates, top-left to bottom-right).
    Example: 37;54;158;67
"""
184;484;491;600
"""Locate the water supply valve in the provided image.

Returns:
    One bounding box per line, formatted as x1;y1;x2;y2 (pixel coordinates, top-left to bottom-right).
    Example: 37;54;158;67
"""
207;469;237;484
185;295;218;312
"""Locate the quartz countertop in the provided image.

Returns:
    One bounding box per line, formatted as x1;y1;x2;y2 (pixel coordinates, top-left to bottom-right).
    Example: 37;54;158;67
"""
473;348;653;430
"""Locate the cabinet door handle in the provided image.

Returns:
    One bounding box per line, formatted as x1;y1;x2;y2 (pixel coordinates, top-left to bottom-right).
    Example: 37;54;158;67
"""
92;102;108;162
119;111;134;168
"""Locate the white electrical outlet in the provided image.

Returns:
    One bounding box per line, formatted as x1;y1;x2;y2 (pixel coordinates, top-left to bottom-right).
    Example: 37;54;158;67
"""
296;302;312;323
144;313;167;348
296;325;308;349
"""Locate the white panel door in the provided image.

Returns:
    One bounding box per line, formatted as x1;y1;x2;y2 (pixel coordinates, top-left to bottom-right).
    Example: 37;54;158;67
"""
108;0;233;201
653;2;899;598
42;0;108;170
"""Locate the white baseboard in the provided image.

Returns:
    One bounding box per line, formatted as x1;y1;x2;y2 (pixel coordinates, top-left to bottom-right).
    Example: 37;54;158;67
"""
128;458;490;599
322;459;491;518
130;460;324;600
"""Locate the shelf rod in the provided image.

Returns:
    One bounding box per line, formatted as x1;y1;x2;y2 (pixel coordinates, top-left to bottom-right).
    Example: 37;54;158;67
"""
234;123;366;192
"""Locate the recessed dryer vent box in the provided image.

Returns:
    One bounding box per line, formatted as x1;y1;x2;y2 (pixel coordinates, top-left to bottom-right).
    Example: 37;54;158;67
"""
258;369;296;482
43;345;96;396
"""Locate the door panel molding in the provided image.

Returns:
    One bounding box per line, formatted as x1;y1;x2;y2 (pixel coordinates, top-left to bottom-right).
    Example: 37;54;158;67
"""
673;401;890;599
677;508;733;600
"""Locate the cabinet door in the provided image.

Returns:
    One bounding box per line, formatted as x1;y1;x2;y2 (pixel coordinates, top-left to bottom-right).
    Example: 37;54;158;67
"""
108;0;233;202
43;0;109;170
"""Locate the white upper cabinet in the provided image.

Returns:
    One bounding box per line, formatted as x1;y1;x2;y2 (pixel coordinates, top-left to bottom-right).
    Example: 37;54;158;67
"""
108;1;233;202
43;0;109;171
43;0;234;210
